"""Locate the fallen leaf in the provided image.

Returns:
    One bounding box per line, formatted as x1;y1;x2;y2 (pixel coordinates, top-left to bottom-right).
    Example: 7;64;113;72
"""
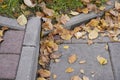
24;0;36;7
50;53;62;59
86;19;99;27
53;74;57;79
42;19;53;30
60;14;70;25
0;37;3;42
71;76;82;80
0;30;4;37
63;45;69;49
0;0;3;3
40;2;54;16
61;33;72;40
68;54;77;64
115;1;120;10
74;32;86;39
87;40;93;45
38;69;51;78
37;77;46;80
79;60;86;64
17;14;27;26
81;0;90;3
83;76;89;80
80;69;85;74
70;11;79;15
65;67;74;73
88;30;99;40
82;8;89;14
99;6;105;11
97;56;107;65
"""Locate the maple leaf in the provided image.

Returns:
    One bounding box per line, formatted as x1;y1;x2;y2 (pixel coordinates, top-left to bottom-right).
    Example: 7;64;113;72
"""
68;54;77;64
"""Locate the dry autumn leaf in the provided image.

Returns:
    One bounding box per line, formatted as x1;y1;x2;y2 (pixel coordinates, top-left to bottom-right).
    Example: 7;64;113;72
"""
0;30;4;37
99;6;105;11
115;1;120;10
70;11;79;15
61;33;72;40
37;77;46;80
88;30;99;40
60;14;70;25
80;69;85;74
83;76;89;80
68;54;77;64
42;19;53;31
82;8;89;14
71;76;82;80
63;45;69;49
53;74;57;79
65;67;74;73
50;53;62;59
97;56;107;65
17;14;27;26
79;60;86;64
24;0;36;7
74;32;86;39
38;69;51;78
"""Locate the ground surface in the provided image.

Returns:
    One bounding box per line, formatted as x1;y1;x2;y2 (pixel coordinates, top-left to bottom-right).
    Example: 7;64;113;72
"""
49;38;120;80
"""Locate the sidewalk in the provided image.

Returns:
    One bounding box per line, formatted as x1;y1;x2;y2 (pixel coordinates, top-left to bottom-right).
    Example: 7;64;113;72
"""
49;38;120;80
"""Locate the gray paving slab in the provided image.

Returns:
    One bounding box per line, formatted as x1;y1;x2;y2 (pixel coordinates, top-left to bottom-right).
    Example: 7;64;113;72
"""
0;54;19;80
23;17;41;46
15;46;37;80
0;30;24;54
50;43;114;80
0;16;25;30
108;43;120;80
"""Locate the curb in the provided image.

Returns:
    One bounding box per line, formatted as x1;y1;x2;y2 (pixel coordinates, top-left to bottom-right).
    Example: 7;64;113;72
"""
15;17;41;80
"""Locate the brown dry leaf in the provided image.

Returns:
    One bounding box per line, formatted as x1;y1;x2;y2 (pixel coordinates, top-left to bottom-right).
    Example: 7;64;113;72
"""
36;12;45;17
115;1;120;10
70;11;79;15
83;76;89;80
46;40;58;51
97;56;107;65
63;45;69;49
109;9;118;16
0;30;4;37
80;69;85;74
0;0;3;3
50;53;62;59
60;14;70;25
71;76;82;80
87;19;99;27
82;8;89;14
68;54;77;64
40;2;54;16
87;4;97;11
65;67;74;73
79;60;86;64
20;4;27;10
24;0;36;7
88;30;99;40
38;69;51;78
17;14;27;26
42;19;53;31
53;74;57;79
37;77;46;80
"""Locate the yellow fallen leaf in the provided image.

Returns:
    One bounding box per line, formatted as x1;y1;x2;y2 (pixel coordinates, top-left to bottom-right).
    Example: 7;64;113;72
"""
80;69;84;74
61;34;72;40
38;69;51;78
88;30;98;40
37;77;46;80
70;11;79;15
68;54;77;64
97;56;107;65
82;8;89;14
53;74;57;79
63;45;69;49
17;14;27;26
79;60;86;64
65;67;74;73
71;75;82;80
99;6;105;10
0;30;4;37
83;76;89;80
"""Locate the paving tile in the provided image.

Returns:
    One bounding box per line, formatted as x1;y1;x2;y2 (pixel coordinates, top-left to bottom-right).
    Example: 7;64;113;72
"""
0;54;19;80
50;43;114;80
108;43;120;80
0;30;24;54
